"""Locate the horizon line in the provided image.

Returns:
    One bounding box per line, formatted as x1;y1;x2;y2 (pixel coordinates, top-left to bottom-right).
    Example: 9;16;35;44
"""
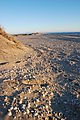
11;31;80;35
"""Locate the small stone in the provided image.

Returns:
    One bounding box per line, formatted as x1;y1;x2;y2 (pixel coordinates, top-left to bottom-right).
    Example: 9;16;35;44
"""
55;113;57;117
4;96;8;102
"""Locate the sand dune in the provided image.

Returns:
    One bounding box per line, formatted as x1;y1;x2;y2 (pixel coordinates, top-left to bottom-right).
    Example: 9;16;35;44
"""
0;27;33;63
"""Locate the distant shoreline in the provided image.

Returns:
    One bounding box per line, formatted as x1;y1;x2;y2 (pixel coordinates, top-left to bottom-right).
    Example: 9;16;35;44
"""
13;32;80;37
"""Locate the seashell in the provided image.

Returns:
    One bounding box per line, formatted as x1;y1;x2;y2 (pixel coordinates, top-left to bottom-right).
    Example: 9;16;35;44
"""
16;87;18;91
28;103;31;108
24;96;27;99
77;94;79;98
59;112;63;117
34;112;38;116
14;107;17;110
8;111;12;116
43;94;45;97
45;117;48;120
22;104;26;109
10;106;13;110
19;99;22;104
14;116;17;119
51;92;53;96
46;105;48;109
55;113;57;117
27;109;30;114
14;97;16;101
52;117;55;120
28;89;31;93
36;104;38;107
36;99;39;102
23;111;26;115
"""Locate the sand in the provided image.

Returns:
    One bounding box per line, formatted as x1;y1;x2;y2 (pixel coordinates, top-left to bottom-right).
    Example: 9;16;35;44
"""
0;33;80;120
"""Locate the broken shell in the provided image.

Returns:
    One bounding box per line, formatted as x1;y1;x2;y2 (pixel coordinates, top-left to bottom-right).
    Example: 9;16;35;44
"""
8;111;12;116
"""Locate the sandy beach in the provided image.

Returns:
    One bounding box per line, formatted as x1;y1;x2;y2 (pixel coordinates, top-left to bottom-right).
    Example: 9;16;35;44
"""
0;33;80;120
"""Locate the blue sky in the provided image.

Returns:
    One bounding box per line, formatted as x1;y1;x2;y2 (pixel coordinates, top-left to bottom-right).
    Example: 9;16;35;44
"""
0;0;80;33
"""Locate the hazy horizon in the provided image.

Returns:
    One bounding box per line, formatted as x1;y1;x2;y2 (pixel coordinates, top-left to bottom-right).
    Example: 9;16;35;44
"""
0;0;80;34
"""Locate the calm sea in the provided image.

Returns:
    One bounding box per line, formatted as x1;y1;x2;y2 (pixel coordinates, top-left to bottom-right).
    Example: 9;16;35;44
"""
48;32;80;36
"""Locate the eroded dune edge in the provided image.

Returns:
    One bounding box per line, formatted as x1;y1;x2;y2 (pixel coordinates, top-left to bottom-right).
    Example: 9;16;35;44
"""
0;27;35;64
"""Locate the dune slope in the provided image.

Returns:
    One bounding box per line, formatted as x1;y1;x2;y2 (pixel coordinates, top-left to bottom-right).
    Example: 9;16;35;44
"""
0;27;33;63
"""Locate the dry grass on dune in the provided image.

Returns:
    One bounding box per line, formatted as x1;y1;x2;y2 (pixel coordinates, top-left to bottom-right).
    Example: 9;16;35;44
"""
0;27;34;63
0;27;24;48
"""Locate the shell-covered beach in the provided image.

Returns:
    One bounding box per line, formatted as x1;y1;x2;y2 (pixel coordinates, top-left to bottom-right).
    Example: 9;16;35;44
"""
0;33;80;120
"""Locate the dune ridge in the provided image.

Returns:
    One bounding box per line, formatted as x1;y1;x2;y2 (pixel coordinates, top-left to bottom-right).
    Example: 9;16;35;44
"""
0;27;33;63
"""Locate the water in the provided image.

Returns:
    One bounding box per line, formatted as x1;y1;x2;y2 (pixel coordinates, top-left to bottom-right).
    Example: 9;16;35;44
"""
48;32;80;36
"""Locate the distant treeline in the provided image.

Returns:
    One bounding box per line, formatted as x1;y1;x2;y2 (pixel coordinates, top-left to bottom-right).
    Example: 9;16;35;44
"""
13;33;32;36
13;32;41;36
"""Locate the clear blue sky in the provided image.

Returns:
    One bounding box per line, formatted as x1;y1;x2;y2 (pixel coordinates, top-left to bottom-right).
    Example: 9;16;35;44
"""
0;0;80;33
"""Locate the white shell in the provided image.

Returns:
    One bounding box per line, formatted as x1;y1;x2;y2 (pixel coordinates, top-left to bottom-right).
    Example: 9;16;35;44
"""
8;111;12;116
